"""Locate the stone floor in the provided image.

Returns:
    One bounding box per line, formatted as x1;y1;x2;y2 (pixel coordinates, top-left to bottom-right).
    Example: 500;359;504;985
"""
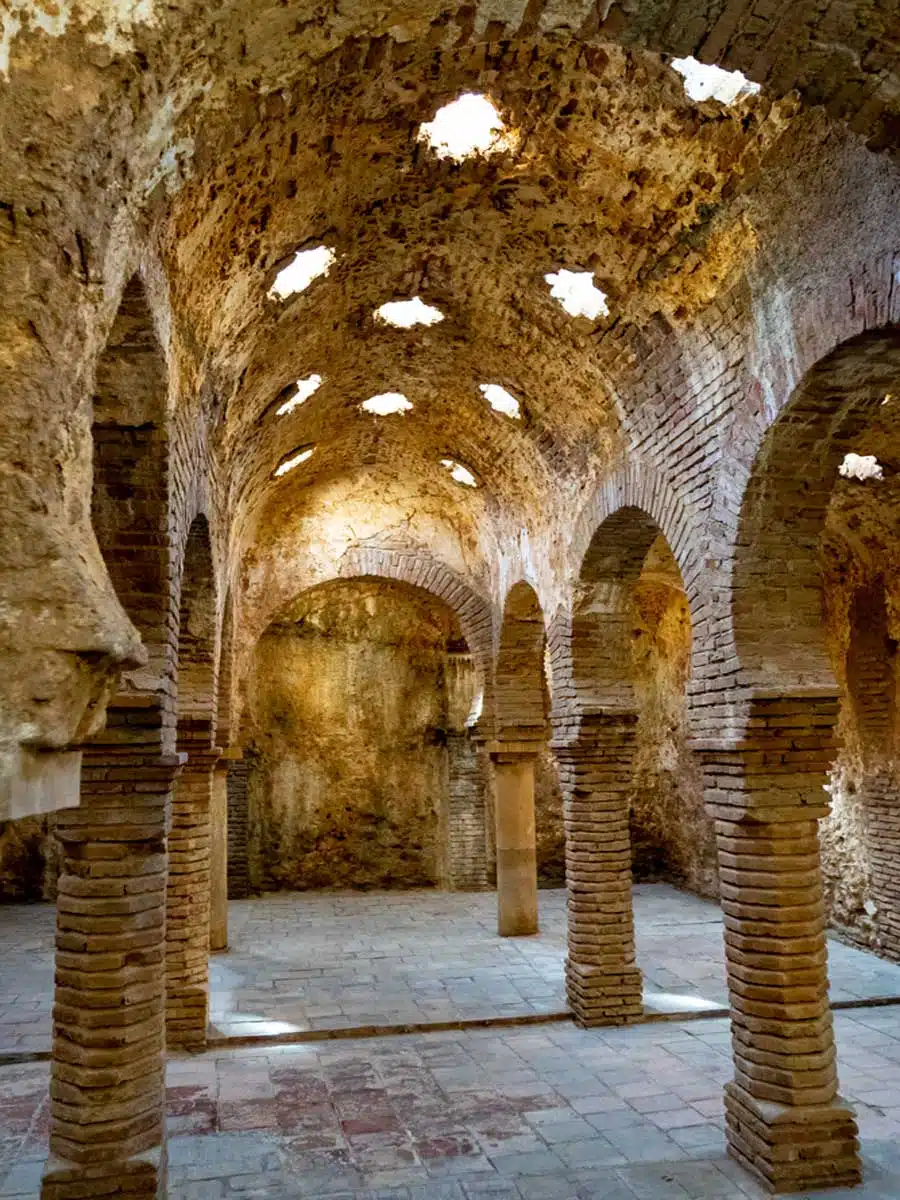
3;884;900;1052
2;1010;900;1198
3;884;900;1197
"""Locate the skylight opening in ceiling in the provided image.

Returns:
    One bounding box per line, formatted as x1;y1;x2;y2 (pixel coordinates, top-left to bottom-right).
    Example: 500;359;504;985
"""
361;392;414;415
441;458;478;488
276;374;324;415
268;246;336;300
273;445;315;478
479;383;521;419
544;269;609;321
375;297;444;328
839;453;884;482
419;93;516;162
671;57;761;105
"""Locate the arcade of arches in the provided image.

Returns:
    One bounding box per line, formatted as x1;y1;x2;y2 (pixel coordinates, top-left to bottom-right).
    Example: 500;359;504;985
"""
4;2;900;1197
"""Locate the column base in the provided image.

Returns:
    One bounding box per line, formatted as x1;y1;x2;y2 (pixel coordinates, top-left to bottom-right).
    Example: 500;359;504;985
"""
566;960;643;1027
725;1082;860;1194
42;1144;166;1199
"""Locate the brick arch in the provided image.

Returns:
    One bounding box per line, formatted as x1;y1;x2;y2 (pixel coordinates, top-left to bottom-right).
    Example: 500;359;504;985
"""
335;546;496;730
551;465;702;729
167;510;219;1049
732;327;900;690
494;581;548;742
89;273;173;749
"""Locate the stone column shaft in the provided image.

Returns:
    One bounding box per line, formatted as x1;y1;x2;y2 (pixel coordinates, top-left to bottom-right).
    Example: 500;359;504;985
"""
166;744;218;1050
698;691;860;1194
558;713;642;1027
490;744;538;936
42;749;179;1200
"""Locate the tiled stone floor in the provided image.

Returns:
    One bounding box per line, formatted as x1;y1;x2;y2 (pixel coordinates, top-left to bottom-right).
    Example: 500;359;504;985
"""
3;884;900;1052
2;1010;900;1198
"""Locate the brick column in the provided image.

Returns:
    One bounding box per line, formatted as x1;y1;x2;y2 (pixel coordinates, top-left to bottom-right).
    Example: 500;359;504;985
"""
166;741;218;1050
557;712;642;1027
209;761;229;952
698;691;860;1194
443;732;490;890
41;749;179;1200
861;768;900;958
489;743;539;936
226;759;250;900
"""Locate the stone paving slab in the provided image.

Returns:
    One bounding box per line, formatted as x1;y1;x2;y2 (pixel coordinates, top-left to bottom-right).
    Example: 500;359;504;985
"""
1;1011;900;1198
2;884;900;1053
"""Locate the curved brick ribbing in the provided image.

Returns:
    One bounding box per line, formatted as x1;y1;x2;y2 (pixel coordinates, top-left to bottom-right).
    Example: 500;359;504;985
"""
42;750;178;1200
165;746;217;1050
558;714;642;1027
698;693;860;1194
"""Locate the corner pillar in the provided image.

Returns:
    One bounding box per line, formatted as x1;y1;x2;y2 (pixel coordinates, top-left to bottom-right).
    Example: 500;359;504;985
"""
488;742;539;936
556;712;642;1027
697;690;861;1194
166;738;219;1050
41;748;179;1200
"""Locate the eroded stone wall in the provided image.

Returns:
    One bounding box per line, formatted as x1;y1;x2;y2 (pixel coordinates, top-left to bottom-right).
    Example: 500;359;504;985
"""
244;579;476;890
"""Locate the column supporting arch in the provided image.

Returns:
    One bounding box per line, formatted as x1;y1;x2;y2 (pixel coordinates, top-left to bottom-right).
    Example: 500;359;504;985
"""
696;690;860;1193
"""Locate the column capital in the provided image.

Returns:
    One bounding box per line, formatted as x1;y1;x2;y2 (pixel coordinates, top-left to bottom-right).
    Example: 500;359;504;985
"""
487;740;541;762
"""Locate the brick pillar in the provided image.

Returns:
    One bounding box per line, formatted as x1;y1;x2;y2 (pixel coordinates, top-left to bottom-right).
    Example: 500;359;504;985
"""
166;742;218;1050
557;713;642;1027
41;749;179;1200
209;762;229;952
698;691;861;1194
226;759;250;900
489;743;539;936
861;768;900;958
443;732;490;890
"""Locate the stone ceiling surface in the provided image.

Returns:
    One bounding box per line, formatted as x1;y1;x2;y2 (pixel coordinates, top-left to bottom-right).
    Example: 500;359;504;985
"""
2;0;900;635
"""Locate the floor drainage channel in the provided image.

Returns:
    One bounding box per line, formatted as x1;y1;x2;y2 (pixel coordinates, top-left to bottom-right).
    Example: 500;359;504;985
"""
5;994;900;1066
